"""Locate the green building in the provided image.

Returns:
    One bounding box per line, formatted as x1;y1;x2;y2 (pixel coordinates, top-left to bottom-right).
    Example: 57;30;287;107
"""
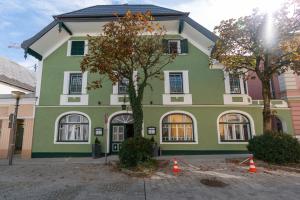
21;4;293;157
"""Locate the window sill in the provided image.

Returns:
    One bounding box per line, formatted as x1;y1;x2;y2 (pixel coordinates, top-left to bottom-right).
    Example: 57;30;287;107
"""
162;93;192;105
60;94;88;105
160;141;198;144
110;94;130;105
54;141;90;144
218;141;249;144
223;94;252;105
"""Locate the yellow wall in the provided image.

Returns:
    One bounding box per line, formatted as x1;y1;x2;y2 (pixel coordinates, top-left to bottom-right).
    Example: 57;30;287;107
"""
0;103;35;159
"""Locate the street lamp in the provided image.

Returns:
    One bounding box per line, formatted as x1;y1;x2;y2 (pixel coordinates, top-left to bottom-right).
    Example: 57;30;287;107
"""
8;91;25;165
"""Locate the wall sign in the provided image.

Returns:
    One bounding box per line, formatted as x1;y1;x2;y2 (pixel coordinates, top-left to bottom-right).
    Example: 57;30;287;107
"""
147;127;156;135
94;127;104;136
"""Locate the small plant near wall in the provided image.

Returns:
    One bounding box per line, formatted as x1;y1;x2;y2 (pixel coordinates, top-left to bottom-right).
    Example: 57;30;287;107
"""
92;137;102;158
247;131;300;164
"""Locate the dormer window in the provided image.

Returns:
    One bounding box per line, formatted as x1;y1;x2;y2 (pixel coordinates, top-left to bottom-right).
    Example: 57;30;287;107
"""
67;40;88;56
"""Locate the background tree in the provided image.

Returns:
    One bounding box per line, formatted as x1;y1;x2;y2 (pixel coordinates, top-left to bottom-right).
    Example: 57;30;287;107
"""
81;11;175;136
211;1;300;132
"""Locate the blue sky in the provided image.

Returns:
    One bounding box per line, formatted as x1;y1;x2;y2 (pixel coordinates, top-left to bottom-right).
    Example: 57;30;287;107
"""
0;0;284;70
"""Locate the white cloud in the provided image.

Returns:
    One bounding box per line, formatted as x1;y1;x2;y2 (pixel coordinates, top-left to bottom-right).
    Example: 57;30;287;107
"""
16;56;38;70
144;0;286;31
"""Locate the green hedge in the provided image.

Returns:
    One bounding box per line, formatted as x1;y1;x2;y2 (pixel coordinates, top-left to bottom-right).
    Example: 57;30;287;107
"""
247;132;300;164
119;137;153;168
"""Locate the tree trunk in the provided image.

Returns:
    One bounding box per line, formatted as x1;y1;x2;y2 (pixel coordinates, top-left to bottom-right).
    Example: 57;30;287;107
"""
127;77;144;137
262;80;272;133
131;101;143;137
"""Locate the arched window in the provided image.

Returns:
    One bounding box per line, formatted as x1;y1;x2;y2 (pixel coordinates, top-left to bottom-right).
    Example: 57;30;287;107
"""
162;113;194;142
57;114;89;142
219;113;252;142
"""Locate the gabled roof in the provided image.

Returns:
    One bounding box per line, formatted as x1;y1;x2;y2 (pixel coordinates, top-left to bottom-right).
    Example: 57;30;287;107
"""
54;4;188;19
21;4;218;60
0;56;35;92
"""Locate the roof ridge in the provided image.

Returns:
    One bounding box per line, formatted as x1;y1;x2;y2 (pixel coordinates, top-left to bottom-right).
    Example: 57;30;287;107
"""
53;4;101;19
54;4;187;19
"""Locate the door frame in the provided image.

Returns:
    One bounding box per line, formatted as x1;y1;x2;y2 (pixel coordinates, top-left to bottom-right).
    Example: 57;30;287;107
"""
106;111;145;154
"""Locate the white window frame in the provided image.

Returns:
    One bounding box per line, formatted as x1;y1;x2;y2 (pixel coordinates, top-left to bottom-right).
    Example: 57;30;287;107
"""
67;40;88;56
60;71;88;105
160;110;198;144
62;71;87;95
110;71;137;105
54;111;91;144
217;110;256;144
163;70;192;105
224;72;247;95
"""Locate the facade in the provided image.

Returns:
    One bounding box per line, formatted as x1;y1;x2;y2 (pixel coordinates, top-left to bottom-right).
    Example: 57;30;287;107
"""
22;4;294;157
0;57;36;159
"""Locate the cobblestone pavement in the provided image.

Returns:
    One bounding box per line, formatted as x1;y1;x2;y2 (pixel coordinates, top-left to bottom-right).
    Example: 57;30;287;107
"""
0;155;300;200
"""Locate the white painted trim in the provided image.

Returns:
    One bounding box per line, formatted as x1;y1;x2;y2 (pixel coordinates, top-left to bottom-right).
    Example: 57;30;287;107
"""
67;40;88;56
35;61;43;105
54;111;92;144
223;94;252;105
44;36;70;59
159;110;198;144
61;71;88;105
106;111;144;153
216;110;256;144
110;94;130;105
163;70;192;105
224;71;247;95
110;71;137;105
60;94;89;105
164;71;170;94
35;105;291;110
162;94;192;105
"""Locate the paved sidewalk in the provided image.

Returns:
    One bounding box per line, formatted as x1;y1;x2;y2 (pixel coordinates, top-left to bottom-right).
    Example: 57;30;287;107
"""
0;155;299;200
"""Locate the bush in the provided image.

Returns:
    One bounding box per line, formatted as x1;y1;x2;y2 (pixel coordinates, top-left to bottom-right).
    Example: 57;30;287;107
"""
247;131;300;164
119;137;154;168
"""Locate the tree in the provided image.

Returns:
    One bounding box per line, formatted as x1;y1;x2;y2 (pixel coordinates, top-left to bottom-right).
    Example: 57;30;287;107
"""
210;1;300;132
80;11;175;136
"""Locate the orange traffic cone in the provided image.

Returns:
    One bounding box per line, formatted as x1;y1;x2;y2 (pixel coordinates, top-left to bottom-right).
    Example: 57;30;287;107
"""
248;156;257;173
173;159;181;174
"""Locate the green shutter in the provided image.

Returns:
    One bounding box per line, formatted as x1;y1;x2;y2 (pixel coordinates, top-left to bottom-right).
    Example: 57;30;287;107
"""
71;41;85;55
162;39;168;53
180;39;188;54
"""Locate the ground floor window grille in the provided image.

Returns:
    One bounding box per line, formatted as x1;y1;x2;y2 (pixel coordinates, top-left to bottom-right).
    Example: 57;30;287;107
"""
219;113;252;142
162;113;194;142
57;114;89;142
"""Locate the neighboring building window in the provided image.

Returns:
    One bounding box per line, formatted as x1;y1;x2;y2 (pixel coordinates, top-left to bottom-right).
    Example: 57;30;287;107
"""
70;41;85;56
118;78;129;94
229;74;241;94
162;39;188;54
162;113;194;142
219;113;252;142
169;72;183;94
69;73;82;94
57;114;89;142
